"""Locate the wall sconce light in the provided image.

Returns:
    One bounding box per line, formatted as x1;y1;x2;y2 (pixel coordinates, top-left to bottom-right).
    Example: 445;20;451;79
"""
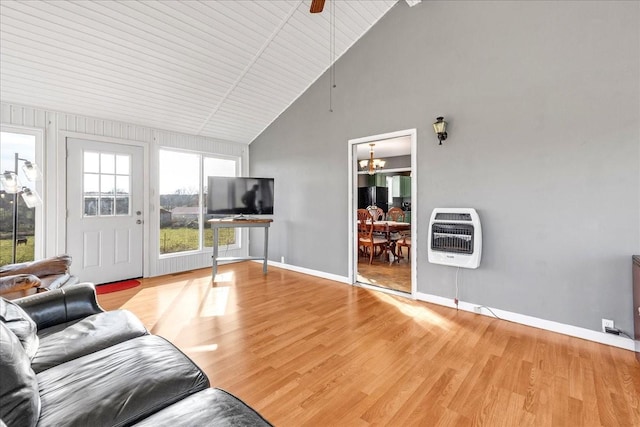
433;116;448;145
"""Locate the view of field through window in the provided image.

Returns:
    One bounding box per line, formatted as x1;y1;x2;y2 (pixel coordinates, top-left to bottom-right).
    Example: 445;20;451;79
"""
159;150;237;255
0;132;38;265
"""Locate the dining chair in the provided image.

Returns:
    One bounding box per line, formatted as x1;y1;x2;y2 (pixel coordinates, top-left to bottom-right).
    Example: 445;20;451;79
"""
365;205;387;256
397;233;412;261
386;207;405;222
385;207;407;257
366;205;385;221
357;209;388;264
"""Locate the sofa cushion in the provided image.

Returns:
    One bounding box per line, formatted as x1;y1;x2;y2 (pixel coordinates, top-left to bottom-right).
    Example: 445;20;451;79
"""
133;388;273;427
0;297;39;359
32;309;148;373
0;322;40;427
36;335;209;427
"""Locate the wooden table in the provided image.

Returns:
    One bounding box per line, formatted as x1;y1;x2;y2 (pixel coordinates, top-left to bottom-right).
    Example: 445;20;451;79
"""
371;221;411;262
208;218;273;279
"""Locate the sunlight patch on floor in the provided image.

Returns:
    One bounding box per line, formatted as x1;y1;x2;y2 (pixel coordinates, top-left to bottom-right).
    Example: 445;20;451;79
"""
213;271;234;283
200;286;230;317
183;343;219;353
357;273;378;285
119;281;186;318
371;290;452;329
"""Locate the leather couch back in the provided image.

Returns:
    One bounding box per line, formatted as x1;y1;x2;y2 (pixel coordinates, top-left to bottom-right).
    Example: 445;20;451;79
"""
0;322;41;427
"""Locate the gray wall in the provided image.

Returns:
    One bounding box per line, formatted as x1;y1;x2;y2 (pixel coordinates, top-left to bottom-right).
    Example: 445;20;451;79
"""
249;1;640;334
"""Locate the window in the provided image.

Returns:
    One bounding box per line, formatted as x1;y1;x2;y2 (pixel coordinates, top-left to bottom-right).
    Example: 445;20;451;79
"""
0;130;42;264
159;150;238;255
83;152;131;217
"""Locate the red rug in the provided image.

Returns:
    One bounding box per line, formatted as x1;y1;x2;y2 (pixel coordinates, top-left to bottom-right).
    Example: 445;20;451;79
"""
96;279;141;295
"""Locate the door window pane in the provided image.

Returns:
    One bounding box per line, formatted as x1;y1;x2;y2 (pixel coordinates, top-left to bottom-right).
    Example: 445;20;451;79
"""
84;197;98;216
84;174;99;192
115;155;129;175
116;176;129;196
100;198;114;215
84;152;99;173
83;152;131;217
115;198;129;215
100;153;115;174
101;175;115;195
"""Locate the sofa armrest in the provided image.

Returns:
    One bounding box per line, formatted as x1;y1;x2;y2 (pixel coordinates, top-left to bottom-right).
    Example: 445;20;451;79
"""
13;282;104;330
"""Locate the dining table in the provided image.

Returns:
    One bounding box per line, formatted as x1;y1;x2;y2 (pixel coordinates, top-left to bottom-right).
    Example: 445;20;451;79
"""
371;220;411;263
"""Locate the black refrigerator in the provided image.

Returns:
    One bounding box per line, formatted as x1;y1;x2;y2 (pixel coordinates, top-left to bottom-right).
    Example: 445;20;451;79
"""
358;186;388;212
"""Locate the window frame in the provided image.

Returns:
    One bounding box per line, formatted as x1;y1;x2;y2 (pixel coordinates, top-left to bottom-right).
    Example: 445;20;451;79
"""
158;148;241;258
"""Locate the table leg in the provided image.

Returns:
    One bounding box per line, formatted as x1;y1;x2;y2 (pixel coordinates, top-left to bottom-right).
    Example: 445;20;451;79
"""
390;241;399;263
263;226;269;274
212;227;219;279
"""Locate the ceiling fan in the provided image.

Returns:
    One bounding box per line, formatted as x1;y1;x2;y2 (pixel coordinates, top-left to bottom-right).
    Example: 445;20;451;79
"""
310;0;325;13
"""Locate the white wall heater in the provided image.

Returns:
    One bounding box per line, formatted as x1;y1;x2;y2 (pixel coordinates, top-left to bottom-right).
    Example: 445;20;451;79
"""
427;208;482;269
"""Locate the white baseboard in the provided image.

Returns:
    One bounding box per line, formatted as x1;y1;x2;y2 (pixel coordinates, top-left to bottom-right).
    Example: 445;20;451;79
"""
415;292;638;352
251;260;637;353
255;260;351;284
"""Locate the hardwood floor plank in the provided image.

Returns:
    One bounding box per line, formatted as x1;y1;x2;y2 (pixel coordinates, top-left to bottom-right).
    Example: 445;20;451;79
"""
97;263;640;426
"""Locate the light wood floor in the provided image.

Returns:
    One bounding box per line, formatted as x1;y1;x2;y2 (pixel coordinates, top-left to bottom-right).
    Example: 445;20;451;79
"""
98;262;640;426
357;255;411;293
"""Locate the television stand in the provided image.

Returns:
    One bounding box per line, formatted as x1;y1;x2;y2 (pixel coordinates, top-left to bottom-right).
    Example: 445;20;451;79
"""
208;218;273;279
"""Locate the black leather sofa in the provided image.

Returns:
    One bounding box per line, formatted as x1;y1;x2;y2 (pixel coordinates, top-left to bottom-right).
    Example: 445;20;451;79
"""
0;283;272;427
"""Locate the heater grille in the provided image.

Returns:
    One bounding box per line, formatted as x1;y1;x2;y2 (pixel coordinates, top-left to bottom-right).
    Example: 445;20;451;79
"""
428;208;482;269
431;223;474;254
434;213;472;221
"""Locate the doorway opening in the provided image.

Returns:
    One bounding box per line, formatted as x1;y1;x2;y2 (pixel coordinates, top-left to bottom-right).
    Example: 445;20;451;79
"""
348;129;417;297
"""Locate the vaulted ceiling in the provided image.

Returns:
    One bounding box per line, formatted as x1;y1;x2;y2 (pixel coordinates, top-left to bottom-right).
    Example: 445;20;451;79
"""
0;0;400;144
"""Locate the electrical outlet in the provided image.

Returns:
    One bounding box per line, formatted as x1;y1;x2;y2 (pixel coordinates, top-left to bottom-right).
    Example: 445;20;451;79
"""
473;306;482;314
602;318;614;333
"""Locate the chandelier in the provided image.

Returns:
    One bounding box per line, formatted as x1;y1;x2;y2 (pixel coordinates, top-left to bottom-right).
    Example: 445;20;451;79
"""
359;143;386;175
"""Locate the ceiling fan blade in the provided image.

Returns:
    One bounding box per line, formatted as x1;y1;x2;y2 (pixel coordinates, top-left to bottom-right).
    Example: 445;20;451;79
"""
310;0;325;13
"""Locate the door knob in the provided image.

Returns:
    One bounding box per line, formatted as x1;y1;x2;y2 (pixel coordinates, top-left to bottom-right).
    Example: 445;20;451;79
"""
136;211;142;215
136;219;142;224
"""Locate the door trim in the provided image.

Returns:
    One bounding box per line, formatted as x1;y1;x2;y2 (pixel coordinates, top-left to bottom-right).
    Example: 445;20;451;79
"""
57;131;150;278
347;128;417;298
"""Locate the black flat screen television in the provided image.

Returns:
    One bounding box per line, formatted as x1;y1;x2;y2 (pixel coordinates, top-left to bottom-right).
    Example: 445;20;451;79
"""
207;176;274;216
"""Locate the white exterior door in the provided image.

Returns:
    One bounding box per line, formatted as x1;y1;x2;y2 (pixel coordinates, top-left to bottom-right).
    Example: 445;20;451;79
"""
66;138;144;284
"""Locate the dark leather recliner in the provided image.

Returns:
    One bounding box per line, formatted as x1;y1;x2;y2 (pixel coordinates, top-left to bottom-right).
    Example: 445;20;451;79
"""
0;283;272;426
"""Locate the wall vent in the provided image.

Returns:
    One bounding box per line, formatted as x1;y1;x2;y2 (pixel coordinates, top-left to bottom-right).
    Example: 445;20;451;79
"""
428;208;482;269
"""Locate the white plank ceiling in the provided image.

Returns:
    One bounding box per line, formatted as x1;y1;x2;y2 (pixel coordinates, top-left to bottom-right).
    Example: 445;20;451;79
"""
0;0;398;144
